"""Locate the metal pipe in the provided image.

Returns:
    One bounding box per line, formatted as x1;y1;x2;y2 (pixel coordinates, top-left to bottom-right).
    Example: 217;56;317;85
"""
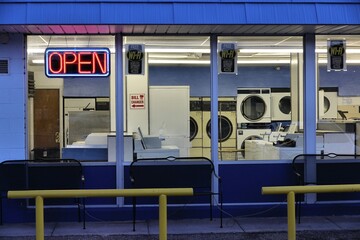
35;196;44;240
262;184;360;195
287;191;296;240
8;188;193;199
8;188;193;240
262;184;360;240
159;194;167;240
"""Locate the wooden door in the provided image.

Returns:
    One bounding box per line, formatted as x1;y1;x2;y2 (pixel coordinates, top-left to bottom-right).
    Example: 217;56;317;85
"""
33;89;60;158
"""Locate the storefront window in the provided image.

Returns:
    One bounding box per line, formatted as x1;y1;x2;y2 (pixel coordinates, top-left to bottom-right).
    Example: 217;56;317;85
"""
27;35;115;161
123;36;211;161
218;36;303;161
316;35;360;156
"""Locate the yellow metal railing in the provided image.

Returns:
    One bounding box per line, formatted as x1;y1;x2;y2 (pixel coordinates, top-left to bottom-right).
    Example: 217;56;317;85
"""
262;184;360;240
8;188;193;240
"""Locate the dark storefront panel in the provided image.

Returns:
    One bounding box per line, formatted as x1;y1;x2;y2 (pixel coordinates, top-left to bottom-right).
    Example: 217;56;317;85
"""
219;163;298;203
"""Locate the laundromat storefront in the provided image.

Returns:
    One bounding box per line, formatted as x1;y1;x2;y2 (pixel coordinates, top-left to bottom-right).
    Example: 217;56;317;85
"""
0;28;345;223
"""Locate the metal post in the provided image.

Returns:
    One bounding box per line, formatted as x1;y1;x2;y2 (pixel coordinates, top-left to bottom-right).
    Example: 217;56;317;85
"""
159;194;167;240
35;196;44;240
287;191;296;240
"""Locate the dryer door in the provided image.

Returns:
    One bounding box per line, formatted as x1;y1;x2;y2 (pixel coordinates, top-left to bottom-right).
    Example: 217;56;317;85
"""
189;117;198;141
206;115;233;142
241;95;266;121
279;96;291;114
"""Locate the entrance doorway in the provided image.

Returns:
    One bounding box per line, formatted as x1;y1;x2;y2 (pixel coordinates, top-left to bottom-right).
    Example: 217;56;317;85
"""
33;89;60;159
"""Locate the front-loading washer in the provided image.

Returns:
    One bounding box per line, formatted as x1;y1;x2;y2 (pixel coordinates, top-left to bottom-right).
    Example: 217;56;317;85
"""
319;87;338;119
237;88;272;125
271;88;291;121
202;97;237;160
189;97;203;157
236;128;272;160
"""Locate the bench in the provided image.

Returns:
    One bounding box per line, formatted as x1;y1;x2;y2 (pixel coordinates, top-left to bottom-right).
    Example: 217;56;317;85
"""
129;157;223;231
0;159;85;227
292;153;360;223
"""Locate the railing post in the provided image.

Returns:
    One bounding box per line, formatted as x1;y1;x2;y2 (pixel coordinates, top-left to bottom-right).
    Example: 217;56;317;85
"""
159;194;167;240
35;195;44;240
287;191;296;240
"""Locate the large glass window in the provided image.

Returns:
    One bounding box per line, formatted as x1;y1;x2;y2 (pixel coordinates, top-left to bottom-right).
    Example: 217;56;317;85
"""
27;35;115;161
316;35;360;156
218;36;303;161
123;36;211;161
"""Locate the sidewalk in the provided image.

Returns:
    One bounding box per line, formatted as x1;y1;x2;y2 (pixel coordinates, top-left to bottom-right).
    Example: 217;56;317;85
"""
1;215;360;239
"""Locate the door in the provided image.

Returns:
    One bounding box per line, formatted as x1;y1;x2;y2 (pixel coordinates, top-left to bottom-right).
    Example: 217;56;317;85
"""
33;89;60;158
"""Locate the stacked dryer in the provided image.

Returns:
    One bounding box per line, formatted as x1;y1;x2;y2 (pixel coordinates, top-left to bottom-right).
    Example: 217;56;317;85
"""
236;88;272;160
202;97;237;160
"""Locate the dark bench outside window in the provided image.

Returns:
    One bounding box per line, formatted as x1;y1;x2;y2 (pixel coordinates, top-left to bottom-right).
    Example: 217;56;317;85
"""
129;157;223;231
0;159;85;227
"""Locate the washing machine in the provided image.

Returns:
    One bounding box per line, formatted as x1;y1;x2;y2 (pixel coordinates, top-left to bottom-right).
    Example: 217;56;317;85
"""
236;128;272;160
202;97;237;160
189;97;203;157
319;87;338;119
271;88;291;121
237;88;272;125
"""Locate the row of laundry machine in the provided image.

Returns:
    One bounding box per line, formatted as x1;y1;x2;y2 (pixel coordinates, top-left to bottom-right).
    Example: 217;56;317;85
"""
190;97;237;159
189;87;339;160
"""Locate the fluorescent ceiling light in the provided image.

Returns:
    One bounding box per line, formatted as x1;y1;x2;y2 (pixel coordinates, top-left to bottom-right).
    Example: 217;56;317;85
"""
32;59;44;64
318;59;360;64
148;59;291;65
240;48;302;53
240;48;360;54
238;60;290;64
149;59;210;64
145;48;210;53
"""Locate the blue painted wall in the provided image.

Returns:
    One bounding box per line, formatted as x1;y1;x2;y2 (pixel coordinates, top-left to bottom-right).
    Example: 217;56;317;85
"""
149;65;360;97
149;65;291;96
64;65;360;97
0;34;26;161
64;77;109;97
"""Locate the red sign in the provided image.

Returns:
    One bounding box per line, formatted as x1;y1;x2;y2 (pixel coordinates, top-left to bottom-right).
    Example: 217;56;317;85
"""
130;94;145;109
45;48;110;77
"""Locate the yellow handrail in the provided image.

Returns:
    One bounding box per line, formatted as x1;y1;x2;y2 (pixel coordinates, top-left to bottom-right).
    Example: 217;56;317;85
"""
8;188;194;240
262;184;360;240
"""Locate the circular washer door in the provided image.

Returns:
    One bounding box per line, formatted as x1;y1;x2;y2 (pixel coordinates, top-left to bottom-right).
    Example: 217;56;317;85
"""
241;95;266;121
206;115;233;142
279;96;291;114
189;117;198;141
324;96;330;113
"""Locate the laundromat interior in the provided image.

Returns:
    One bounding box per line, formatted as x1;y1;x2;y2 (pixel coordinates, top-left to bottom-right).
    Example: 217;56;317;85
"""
26;35;360;162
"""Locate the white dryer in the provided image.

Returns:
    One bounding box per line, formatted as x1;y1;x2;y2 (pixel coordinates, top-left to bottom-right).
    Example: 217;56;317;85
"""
237;88;271;124
271;88;291;121
319;88;338;119
236;128;272;160
189;97;203;157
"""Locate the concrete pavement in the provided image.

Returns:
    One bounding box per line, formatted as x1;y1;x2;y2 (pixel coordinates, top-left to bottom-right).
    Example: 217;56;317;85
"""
1;215;360;239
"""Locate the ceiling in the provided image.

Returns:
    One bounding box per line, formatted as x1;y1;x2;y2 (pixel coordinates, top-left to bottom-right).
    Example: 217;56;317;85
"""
25;29;360;66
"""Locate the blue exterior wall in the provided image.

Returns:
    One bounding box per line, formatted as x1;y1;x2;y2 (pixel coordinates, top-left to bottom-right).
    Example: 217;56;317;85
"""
0;34;26;161
1;1;360;26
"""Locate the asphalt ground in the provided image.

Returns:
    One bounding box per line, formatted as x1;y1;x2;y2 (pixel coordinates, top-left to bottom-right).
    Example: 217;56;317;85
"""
2;216;360;240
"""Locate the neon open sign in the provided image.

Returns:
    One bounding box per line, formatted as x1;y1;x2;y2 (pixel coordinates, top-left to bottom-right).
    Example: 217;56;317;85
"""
45;48;110;77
